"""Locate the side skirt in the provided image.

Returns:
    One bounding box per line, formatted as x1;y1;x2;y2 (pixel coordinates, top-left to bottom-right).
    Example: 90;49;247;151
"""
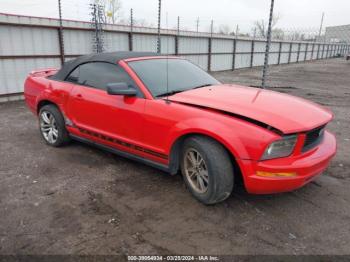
70;134;170;173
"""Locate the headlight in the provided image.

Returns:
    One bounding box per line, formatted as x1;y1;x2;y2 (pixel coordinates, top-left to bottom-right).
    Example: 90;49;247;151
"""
261;135;298;160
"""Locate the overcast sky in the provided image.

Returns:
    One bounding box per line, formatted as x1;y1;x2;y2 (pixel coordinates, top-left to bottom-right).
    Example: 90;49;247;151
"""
2;0;350;33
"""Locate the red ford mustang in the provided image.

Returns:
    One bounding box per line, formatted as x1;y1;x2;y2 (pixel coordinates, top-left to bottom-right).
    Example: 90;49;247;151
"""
24;51;337;204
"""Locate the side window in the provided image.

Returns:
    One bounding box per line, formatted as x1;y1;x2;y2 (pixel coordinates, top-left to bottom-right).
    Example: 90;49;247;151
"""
78;62;137;91
66;67;79;83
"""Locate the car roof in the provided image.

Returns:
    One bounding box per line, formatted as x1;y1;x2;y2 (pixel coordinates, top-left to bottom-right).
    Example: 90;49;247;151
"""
51;51;161;81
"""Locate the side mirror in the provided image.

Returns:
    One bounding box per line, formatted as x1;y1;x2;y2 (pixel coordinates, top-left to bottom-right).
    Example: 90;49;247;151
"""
106;82;137;96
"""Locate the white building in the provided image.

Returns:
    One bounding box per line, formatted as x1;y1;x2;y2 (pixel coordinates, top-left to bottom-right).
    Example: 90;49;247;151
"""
325;25;350;43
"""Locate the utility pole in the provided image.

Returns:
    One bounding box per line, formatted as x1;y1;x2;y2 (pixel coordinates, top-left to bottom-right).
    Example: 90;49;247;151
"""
57;0;65;64
175;16;180;55
130;8;134;31
129;8;133;51
236;25;239;36
196;17;200;32
318;12;325;41
261;0;275;89
90;3;105;53
157;0;162;53
208;20;214;71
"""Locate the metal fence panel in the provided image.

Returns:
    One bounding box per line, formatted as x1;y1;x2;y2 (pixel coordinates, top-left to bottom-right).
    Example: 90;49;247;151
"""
235;40;252;53
292;43;299;52
299;44;306;60
63;29;92;55
0;58;61;95
211;39;233;53
160;36;176;54
133;34;158;52
179;37;208;54
235;54;251;69
281;43;290;52
254;41;266;52
211;54;233;71
0;25;59;55
300;43;306;52
306;44;313;60
314;45;318;59
280;53;289;64
181;54;208;70
290;52;298;63
270;42;280;52
320;45;325;58
104;32;129;52
253;53;265;67
269;53;279;65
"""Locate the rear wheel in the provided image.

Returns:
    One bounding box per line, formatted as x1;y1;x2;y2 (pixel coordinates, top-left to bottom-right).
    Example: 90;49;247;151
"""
39;104;70;147
181;136;234;205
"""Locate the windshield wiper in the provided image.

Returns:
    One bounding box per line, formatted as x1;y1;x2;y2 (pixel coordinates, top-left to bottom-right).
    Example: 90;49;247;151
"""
192;84;214;89
156;90;185;98
156;84;214;98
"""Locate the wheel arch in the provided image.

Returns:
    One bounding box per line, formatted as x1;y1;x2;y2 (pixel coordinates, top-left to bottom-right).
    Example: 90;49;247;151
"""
37;99;58;114
168;132;245;187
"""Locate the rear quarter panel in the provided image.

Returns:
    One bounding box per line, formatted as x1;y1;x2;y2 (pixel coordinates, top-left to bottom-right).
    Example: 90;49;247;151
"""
24;72;73;116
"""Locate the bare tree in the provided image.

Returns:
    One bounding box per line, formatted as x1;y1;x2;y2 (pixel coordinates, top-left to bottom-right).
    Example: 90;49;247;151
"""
272;28;285;40
218;24;233;35
254;14;280;38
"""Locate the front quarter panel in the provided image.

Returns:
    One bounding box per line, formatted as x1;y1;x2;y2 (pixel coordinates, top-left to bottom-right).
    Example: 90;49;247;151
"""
143;99;280;161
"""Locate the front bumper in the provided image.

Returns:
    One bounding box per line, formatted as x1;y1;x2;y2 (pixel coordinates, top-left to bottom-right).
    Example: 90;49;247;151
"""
240;131;337;194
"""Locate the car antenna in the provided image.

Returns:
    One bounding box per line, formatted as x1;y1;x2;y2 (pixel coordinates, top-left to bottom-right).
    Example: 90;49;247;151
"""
165;11;170;104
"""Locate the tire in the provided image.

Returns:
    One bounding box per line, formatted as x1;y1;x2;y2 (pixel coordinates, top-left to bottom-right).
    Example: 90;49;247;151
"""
38;104;70;147
180;136;234;205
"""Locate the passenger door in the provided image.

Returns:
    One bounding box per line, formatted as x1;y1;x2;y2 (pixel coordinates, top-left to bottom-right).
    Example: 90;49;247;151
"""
66;62;146;149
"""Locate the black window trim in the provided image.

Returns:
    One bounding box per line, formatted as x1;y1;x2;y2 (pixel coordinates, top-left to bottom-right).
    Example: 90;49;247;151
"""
63;61;145;98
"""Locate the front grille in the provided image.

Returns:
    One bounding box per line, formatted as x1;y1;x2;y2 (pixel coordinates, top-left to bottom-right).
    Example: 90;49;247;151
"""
302;125;325;152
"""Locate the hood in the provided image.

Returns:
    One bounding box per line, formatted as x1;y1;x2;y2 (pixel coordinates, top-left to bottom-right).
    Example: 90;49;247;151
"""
168;84;333;134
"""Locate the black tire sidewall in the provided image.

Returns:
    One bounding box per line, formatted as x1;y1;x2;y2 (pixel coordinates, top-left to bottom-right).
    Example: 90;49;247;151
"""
181;136;234;205
39;105;69;147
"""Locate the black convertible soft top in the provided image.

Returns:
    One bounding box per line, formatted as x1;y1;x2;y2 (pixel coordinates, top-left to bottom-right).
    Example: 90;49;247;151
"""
51;51;161;81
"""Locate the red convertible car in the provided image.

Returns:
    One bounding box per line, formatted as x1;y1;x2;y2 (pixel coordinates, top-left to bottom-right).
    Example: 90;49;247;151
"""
24;52;336;204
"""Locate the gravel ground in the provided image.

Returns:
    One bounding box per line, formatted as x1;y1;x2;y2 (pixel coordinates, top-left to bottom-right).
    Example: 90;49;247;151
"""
0;58;349;256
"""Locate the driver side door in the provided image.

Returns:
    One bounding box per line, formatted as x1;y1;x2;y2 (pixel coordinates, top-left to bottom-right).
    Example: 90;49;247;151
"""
66;62;146;153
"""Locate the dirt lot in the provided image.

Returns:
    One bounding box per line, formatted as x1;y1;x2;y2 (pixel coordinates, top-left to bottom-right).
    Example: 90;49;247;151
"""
0;58;350;256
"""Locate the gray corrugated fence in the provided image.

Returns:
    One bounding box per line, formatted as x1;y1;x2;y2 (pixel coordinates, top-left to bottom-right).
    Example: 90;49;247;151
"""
0;13;349;102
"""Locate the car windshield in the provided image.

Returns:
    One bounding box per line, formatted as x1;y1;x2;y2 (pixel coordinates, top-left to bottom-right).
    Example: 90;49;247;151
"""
128;58;220;97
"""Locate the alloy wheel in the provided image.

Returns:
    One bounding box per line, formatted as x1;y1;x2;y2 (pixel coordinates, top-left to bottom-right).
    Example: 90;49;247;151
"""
40;111;59;144
184;148;209;194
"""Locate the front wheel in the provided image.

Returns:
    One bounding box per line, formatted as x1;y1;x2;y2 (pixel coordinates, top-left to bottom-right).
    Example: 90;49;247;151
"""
181;136;234;205
39;104;70;147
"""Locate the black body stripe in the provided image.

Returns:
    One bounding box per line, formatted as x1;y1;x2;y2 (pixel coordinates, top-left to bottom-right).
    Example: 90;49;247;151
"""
77;127;168;160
